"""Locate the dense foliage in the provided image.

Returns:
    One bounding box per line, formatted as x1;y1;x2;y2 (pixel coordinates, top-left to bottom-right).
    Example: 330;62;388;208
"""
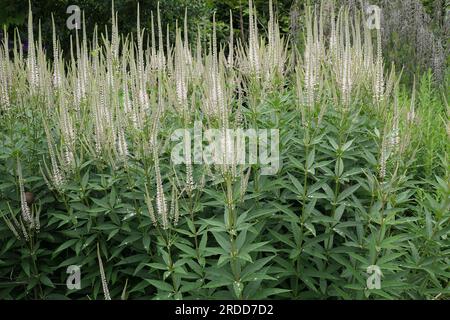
0;1;448;300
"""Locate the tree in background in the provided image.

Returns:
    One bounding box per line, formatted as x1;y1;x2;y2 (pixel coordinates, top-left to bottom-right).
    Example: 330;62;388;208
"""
0;0;211;57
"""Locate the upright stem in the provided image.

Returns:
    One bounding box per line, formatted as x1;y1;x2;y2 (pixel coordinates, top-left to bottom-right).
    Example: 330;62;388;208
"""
225;174;241;298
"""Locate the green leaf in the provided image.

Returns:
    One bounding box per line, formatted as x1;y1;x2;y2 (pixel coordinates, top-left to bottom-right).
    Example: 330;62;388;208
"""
241;256;274;281
304;222;316;237
335;158;344;177
146;279;173;292
212;231;231;252
40;275;55;288
53;239;79;256
337;184;360;202
288;174;304;195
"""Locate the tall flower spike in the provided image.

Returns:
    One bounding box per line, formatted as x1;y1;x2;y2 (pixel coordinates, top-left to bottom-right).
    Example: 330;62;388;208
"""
0;56;10;109
212;13;218;73
169;184;176;222
184;127;194;194
51;15;62;88
248;0;260;76
266;0;283;79
169;184;180;226
145;184;158;227
17;159;33;228
304;9;318;108
111;0;119;60
2;213;21;240
373;28;384;104
175;28;188;112
116;122;128;160
150;12;157;70
43;117;64;189
122;62;131;115
0;33;10;109
19;218;30;242
390;93;400;151
136;3;147;110
97;243;111;300
154;148;168;229
195;27;203;78
183;8;192;66
27;1;38;91
379;132;388;180
157;2;166;71
59;94;76;168
227;10;234;68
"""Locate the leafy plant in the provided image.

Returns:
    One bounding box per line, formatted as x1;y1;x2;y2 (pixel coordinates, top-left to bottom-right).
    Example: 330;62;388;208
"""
0;1;448;300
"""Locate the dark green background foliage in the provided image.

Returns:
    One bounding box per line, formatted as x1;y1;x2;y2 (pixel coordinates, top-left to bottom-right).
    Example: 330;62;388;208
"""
0;0;443;35
0;0;295;54
1;0;448;85
1;0;212;52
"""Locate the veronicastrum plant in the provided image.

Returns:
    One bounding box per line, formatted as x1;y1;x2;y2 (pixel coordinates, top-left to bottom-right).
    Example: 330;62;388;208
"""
0;0;448;300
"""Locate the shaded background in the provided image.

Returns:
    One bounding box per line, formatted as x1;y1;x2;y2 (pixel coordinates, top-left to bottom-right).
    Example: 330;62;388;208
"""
0;0;448;86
